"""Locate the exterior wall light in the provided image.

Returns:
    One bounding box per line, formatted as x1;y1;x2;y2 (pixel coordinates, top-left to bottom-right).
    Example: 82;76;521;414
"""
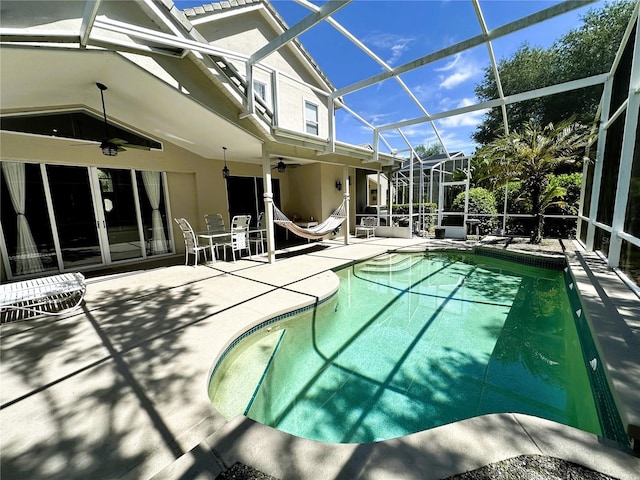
335;179;342;191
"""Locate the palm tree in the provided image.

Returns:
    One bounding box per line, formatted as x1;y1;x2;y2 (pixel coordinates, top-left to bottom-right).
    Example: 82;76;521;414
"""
476;118;591;243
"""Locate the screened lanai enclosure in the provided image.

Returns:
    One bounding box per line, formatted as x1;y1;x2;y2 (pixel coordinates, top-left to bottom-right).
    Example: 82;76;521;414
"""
0;0;639;289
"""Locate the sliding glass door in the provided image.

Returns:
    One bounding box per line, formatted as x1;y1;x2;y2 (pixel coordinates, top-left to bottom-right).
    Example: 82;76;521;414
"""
1;161;172;279
47;164;103;269
95;167;144;262
0;162;58;275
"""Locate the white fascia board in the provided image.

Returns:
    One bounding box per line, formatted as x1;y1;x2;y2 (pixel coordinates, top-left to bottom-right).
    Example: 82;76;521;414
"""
0;29;79;43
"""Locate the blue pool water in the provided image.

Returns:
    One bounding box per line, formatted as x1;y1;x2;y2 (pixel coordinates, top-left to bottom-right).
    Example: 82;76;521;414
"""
209;252;624;444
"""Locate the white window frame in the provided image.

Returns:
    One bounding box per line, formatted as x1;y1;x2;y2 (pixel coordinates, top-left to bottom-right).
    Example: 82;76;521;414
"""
304;100;319;136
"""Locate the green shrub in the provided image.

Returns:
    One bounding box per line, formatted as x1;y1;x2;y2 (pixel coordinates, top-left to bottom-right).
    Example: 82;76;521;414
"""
452;188;498;234
491;174;581;238
494;181;531;214
546;173;582;215
392;203;437;230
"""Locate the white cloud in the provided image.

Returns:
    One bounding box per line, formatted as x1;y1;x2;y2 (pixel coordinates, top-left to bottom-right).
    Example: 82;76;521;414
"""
439;71;473;89
438;97;488;127
432;130;478;156
439;110;485;128
437;53;482;90
363;32;414;66
435;53;461;72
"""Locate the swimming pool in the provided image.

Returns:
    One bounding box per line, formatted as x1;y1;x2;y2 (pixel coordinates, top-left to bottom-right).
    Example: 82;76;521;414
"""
209;251;625;444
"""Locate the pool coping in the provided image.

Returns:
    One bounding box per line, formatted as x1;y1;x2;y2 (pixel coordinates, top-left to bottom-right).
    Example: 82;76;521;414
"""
564;249;640;447
160;242;640;479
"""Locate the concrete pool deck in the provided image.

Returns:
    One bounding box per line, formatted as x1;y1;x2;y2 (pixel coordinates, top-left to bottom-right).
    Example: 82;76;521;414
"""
1;236;639;479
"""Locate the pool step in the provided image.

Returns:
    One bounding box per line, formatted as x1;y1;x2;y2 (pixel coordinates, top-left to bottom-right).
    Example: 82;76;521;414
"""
359;254;422;273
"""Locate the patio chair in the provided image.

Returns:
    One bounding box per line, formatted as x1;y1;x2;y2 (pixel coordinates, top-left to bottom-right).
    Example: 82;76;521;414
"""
1;272;86;322
204;213;229;258
249;211;266;254
174;217;209;266
355;216;377;238
223;214;251;262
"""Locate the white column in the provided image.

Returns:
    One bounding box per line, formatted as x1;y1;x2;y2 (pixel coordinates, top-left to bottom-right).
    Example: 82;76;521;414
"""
343;165;350;245
409;154;414;234
262;147;276;263
607;16;640;267
586;78;613;250
245;63;255;115
271;70;280;128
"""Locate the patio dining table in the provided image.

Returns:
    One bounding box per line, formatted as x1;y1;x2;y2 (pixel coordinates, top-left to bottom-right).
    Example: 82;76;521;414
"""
198;228;266;263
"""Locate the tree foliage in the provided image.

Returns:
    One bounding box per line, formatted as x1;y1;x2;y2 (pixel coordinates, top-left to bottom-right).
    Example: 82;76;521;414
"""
476;118;591;243
472;0;635;145
414;143;445;159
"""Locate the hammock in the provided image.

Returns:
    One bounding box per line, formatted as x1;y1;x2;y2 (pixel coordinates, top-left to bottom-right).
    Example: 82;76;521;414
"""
273;201;347;240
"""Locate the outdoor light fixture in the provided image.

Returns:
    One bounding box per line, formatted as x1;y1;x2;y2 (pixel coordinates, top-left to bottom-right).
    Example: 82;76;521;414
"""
277;159;286;173
222;146;229;179
335;179;342;191
101;141;119;157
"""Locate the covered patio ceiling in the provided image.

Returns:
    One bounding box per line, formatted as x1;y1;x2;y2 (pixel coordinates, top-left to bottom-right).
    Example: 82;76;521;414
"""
0;46;264;163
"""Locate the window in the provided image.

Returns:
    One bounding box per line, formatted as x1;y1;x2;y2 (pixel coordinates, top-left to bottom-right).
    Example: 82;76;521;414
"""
304;101;319;136
0;110;162;149
253;80;267;102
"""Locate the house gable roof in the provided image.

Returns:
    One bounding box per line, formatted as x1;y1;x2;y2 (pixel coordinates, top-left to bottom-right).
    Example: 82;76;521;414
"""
182;0;335;93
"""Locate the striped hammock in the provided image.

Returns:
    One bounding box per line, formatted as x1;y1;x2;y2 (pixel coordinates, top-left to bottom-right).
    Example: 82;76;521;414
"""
273;201;347;240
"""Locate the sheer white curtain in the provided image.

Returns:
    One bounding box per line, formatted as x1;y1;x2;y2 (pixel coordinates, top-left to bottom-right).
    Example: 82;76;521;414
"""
1;161;44;274
141;171;168;255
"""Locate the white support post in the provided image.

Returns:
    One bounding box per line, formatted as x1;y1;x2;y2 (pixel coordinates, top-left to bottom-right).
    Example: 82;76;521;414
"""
607;17;640;267
271;70;279;127
343;166;350;245
245;63;255;116
377;171;382;226
328;94;336;153
388;169;393;227
262;147;276;263
373;129;379;164
502;180;508;233
408;153;414;235
586;78;613;250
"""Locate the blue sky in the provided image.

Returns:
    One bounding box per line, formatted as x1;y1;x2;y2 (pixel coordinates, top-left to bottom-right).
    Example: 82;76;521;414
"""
175;0;608;156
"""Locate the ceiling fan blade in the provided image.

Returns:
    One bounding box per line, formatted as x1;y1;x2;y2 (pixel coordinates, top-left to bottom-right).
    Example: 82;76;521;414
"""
122;143;150;151
107;138;149;150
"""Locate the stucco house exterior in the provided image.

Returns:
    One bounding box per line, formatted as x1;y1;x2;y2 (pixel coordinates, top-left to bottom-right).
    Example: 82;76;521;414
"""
0;0;397;281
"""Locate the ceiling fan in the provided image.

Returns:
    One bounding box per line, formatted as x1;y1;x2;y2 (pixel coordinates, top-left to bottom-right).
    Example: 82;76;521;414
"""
95;82;150;156
271;157;300;173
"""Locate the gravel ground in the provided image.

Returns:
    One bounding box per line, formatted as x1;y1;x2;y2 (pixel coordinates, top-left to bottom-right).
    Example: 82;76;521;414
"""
215;463;279;480
215;455;618;480
477;236;568;255
444;455;618;480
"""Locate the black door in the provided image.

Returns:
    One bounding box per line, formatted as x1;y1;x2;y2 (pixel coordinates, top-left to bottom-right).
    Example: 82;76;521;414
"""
226;176;280;228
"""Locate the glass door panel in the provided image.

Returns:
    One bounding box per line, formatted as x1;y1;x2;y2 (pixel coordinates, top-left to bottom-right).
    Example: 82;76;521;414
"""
47;164;103;268
136;170;170;256
96;168;143;262
0;161;58;277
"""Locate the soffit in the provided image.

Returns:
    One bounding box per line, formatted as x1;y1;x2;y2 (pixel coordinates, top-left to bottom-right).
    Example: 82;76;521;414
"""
0;46;263;162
